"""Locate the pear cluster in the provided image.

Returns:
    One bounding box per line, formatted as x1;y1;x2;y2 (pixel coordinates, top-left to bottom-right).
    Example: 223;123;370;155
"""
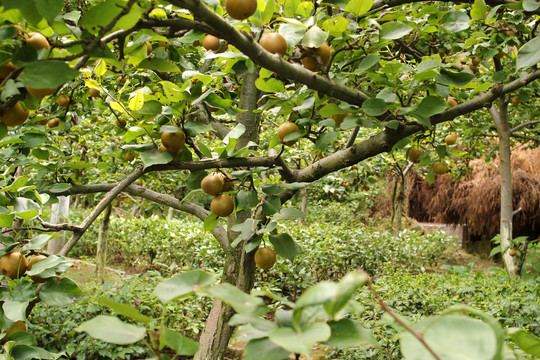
201;173;235;217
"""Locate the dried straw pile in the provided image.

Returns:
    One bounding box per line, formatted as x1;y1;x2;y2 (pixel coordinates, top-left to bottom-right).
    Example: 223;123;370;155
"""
407;146;540;240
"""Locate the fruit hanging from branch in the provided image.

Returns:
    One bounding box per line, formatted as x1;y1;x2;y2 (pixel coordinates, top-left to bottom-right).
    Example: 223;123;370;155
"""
225;0;257;20
300;43;331;72
201;174;225;196
445;134;458;146
0;252;28;279
433;161;449;175
25;32;50;50
408;146;424;163
27;255;47;283
57;95;70;107
254;247;276;270
277;122;300;146
0;102;29;127
203;35;221;51
161;130;186;157
210;194;235;217
259;33;288;57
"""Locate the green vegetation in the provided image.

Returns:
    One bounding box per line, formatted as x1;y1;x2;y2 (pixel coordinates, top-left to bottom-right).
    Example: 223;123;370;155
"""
25;203;538;359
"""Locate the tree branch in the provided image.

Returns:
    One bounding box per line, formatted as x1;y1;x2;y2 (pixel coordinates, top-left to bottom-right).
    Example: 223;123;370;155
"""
58;163;145;256
510;120;540;133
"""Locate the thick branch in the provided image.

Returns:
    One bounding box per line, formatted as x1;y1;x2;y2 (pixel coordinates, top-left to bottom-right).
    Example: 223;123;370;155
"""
124;185;228;248
58;163;145;256
168;0;370;107
43;182;228;248
510;120;540;133
143;156;277;173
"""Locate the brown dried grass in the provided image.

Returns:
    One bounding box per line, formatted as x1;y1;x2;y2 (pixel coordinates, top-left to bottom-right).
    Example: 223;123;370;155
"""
407;146;540;239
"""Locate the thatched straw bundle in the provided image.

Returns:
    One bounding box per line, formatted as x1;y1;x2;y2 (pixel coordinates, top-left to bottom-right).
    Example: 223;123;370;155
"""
408;146;540;241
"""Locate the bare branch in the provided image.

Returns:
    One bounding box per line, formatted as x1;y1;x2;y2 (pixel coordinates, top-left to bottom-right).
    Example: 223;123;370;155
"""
58;163;145;256
510;120;540;133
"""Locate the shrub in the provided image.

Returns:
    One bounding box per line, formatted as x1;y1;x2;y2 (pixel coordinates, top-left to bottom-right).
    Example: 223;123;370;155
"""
29;269;213;359
325;269;539;359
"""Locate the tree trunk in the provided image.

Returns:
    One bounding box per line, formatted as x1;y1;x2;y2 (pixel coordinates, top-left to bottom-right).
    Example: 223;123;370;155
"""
490;103;518;276
195;70;260;359
298;186;308;225
394;180;404;233
194;241;256;360
167;207;174;221
47;196;70;254
96;205;112;283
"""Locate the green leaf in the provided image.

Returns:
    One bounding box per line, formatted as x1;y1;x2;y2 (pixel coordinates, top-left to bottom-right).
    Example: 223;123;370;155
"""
11;198;40;221
508;328;540;356
380;23;413;40
123;126;147;143
160;327;199;356
26;255;73;279
326;272;369;317
137;59;181;73
80;0;124;27
437;69;475;87
76;315;146;345
21;61;79;89
34;0;63;22
417;96;447;117
244;338;290;360
263;196;281;216
296;282;338;310
301;25;328;48
186;170;207;190
261;0;276;23
141;149;173;168
401;315;497;360
40;277;84;306
362;98;387;116
440;11;470;33
0;213;14;228
237;190;259;210
269;233;298;261
269;322;331;358
205;283;266;316
0;176;27;193
357;55;380;72
21;234;59;252
96;298;152;325
49;183;71;194
517;37;540;70
223;124;246;144
10;344;40;359
154;270;215;304
345;0;374;16
315;131;338;151
203;213;218;232
325;319;377;347
278;24;305;49
273;208;305;221
3;300;28;322
255;77;285;93
134;100;162;118
470;0;487;20
523;0;540;12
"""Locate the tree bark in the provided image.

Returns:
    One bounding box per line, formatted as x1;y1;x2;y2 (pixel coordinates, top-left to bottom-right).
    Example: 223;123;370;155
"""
489;104;518;276
47;196;70;254
96;205;112;283
299;186;308;225
195;70;259;359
